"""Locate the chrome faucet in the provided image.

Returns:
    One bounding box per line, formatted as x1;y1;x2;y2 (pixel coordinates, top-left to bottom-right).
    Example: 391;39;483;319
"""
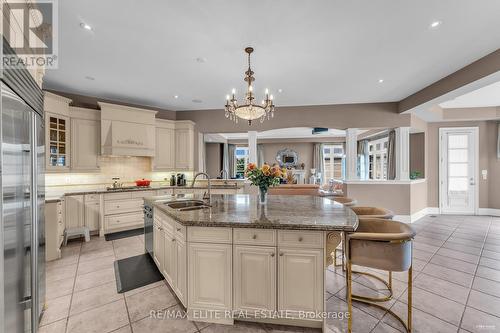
192;172;211;204
219;169;229;183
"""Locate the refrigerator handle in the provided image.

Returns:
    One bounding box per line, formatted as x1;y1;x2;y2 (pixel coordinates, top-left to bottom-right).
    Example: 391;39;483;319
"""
30;112;39;333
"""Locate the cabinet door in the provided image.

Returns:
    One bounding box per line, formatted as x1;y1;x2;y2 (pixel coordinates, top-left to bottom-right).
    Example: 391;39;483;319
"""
188;243;232;311
278;248;323;316
175;239;187;306
163;229;176;286
71;118;100;171
84;201;100;232
65;195;84;229
153;224;164;271
175;129;193;170
234;245;276;312
46;113;70;172
153;127;175;170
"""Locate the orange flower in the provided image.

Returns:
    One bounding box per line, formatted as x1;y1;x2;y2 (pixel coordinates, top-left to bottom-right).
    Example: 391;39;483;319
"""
247;163;256;171
261;164;270;173
263;170;271;176
271;166;281;177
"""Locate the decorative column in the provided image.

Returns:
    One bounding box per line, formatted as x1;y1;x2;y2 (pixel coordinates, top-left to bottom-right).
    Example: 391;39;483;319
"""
248;131;258;165
395;127;410;181
345;128;359;181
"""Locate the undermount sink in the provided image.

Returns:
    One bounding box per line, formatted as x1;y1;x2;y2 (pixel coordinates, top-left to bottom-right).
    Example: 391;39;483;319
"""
166;200;210;211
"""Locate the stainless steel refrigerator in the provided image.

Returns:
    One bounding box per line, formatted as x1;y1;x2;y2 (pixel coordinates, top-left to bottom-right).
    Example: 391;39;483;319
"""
1;39;45;333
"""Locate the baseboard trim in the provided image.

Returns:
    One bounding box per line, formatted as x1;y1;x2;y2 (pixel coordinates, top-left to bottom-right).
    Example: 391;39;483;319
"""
478;208;500;217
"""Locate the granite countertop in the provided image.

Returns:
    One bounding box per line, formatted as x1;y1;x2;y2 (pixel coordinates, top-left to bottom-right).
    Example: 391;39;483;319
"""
147;194;359;232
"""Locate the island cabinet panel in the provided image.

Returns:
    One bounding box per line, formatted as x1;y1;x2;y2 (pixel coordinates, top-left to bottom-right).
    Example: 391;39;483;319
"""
153;223;165;272
163;228;176;286
278;248;324;317
187;227;232;244
65;195;84;229
233;228;276;246
175;238;187;306
277;230;325;249
233;245;276;312
188;242;232;311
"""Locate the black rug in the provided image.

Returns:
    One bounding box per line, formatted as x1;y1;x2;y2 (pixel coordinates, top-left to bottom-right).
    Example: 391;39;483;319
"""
105;228;144;241
114;254;164;293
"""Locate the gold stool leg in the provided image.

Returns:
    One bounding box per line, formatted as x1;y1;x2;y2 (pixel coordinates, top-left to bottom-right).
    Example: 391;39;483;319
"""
347;260;353;333
408;266;412;332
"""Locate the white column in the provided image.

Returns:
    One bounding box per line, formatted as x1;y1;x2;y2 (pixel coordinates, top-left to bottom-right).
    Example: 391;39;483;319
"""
248;131;258;165
345;128;359;181
395;127;410;181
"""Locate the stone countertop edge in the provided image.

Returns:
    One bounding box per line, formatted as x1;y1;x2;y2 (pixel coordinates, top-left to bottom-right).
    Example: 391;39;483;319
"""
145;194;359;232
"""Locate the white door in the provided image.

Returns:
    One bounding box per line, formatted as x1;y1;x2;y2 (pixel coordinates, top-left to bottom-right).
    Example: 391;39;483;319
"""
439;127;478;215
233;245;276;312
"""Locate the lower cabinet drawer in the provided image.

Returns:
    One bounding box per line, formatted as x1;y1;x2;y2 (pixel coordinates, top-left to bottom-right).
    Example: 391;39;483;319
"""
277;230;325;249
104;199;143;215
105;213;143;230
187;227;232;244
233;228;276;246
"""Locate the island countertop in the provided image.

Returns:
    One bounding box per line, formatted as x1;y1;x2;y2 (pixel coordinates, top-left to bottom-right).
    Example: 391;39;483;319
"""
146;194;359;231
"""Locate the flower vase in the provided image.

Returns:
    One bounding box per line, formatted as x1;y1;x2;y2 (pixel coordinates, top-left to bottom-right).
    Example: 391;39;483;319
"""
259;188;268;205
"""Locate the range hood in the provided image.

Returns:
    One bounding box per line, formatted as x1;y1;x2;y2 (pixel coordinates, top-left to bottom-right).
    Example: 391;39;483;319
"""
99;102;158;157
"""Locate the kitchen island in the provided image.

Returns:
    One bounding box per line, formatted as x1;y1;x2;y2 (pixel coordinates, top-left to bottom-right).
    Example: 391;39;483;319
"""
145;194;358;330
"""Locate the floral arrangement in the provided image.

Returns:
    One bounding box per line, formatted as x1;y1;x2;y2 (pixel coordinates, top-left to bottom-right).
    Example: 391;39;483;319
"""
245;163;284;202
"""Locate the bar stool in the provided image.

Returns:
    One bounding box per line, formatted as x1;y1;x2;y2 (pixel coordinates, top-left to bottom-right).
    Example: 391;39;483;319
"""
332;196;358;206
334;206;394;269
345;218;416;333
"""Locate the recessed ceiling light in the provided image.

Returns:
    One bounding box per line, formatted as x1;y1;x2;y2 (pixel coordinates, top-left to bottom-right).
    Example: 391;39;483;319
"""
378;79;384;83
174;95;179;99
195;57;207;63
80;22;93;31
85;76;95;81
192;99;203;103
278;89;283;93
429;20;442;29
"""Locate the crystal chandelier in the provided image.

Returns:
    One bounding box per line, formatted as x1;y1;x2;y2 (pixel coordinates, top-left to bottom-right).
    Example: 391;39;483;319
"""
225;47;275;125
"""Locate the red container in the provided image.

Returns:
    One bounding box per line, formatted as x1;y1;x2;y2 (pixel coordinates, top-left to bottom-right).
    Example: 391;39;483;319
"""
135;179;151;187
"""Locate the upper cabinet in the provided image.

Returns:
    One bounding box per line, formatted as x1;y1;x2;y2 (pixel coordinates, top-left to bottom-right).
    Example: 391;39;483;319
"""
45;92;72;172
153;119;176;171
175;121;195;171
71;107;100;171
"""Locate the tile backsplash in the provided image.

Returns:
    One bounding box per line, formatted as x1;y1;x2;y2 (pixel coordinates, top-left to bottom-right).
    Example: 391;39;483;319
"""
45;156;193;195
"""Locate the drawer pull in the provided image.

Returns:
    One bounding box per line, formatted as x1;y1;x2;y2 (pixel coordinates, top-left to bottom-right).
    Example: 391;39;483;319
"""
270;253;275;257
172;238;176;242
116;205;120;208
177;228;181;231
252;234;257;239
298;237;303;242
279;252;284;256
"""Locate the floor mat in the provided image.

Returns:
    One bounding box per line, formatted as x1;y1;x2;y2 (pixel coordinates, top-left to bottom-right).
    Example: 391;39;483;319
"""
114;253;164;293
105;227;144;241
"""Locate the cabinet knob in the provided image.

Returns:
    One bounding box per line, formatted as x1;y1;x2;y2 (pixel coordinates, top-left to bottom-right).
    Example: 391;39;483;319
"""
298;237;303;242
116;205;120;208
177;228;181;231
279;252;284;256
270;253;275;257
172;238;176;242
252;234;257;239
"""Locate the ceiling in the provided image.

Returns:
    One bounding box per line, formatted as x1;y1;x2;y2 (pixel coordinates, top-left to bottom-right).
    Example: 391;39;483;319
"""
43;0;500;111
440;80;500;108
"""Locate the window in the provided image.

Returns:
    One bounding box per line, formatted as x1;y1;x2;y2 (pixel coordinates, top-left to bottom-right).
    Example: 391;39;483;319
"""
323;144;345;183
234;146;249;178
368;137;388;180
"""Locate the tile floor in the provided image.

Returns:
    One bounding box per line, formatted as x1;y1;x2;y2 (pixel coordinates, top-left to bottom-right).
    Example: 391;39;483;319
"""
40;215;500;333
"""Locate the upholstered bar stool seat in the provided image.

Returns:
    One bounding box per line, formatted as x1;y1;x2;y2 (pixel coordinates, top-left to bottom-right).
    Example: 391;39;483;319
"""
333;196;357;206
350;206;394;220
346;218;416;333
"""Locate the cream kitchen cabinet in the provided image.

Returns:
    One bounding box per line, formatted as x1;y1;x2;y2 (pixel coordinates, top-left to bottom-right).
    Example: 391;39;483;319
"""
45;199;65;261
188;242;232;313
277;247;324;317
65;195;84;229
233;245;276;312
153;222;165;272
84;194;100;232
174;238;187;304
162;228;176;286
46;112;71;172
153;120;176;171
71;115;100;171
174;121;195;170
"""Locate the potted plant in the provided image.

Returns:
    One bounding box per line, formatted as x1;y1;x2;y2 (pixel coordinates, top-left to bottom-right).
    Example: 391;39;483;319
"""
245;163;284;204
